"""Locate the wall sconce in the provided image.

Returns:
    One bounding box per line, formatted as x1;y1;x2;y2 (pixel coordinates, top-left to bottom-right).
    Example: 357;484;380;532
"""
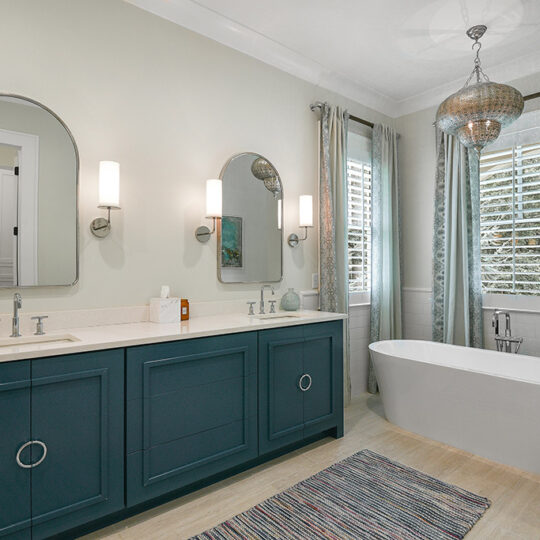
288;195;313;247
90;161;121;238
195;179;222;242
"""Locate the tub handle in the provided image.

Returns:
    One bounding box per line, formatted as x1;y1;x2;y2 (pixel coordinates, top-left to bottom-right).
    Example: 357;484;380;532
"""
298;373;312;392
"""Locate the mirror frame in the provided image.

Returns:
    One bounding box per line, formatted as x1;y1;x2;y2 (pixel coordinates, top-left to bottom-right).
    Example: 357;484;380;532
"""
217;152;283;284
0;93;80;287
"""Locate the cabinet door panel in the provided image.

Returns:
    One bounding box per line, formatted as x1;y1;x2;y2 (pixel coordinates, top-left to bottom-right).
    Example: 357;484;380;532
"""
126;333;258;506
259;327;304;454
147;376;246;446
30;350;124;540
144;416;253;484
0;362;31;540
303;322;343;438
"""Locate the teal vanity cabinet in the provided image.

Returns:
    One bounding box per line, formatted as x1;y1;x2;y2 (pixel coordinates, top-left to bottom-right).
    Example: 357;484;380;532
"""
126;332;258;506
1;319;343;538
0;350;124;540
0;361;31;539
258;321;343;454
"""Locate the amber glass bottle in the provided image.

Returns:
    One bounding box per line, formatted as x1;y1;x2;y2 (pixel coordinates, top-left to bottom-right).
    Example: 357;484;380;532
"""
181;299;189;321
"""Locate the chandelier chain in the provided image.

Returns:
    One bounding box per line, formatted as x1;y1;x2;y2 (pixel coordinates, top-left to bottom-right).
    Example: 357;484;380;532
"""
464;37;490;87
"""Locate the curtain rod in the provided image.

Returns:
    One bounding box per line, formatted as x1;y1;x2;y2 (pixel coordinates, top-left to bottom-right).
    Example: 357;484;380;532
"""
310;102;374;129
312;92;540;128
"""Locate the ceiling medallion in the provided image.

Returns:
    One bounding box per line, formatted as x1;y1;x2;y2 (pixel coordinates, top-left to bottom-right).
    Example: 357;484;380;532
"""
435;25;524;152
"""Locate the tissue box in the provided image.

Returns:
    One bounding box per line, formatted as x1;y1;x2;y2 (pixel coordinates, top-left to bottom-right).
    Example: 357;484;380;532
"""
150;297;181;323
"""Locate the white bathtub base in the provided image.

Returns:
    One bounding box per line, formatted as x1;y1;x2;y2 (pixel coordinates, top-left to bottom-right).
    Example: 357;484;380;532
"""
369;340;540;476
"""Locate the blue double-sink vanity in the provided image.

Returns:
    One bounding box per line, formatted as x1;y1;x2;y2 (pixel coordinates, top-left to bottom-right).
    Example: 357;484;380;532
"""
1;314;344;539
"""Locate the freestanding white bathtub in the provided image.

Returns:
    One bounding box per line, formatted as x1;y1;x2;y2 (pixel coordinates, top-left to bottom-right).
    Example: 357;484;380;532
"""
369;340;540;475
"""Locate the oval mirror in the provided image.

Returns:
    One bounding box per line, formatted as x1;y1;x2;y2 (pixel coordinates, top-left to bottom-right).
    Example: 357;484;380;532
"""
0;95;78;287
218;152;283;283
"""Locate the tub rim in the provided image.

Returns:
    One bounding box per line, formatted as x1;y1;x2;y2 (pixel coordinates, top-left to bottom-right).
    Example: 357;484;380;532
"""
369;339;540;386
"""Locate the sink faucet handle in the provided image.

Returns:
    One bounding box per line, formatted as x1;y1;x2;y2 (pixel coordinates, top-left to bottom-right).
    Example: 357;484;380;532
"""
269;300;277;314
246;302;256;316
31;315;48;336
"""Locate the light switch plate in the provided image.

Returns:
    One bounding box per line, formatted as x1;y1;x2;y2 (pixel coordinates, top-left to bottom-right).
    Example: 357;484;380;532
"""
311;273;319;289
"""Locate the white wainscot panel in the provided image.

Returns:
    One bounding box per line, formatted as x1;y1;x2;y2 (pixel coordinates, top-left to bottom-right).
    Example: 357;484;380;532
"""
402;288;432;341
349;304;370;396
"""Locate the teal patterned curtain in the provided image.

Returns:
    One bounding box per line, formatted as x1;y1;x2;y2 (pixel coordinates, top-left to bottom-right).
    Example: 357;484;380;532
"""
318;103;351;406
432;131;483;347
369;124;402;394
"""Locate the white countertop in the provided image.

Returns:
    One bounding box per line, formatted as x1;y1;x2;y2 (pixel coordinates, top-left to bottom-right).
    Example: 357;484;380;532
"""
0;310;346;363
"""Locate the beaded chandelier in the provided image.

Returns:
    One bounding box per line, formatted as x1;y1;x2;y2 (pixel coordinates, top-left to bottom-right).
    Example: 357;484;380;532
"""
435;25;524;152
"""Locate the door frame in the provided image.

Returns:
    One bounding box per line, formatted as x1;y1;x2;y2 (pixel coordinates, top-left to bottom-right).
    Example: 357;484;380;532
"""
0;128;39;286
0;167;18;286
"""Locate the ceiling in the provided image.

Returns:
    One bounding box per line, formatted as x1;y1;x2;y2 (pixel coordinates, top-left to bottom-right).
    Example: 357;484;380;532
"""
126;0;540;117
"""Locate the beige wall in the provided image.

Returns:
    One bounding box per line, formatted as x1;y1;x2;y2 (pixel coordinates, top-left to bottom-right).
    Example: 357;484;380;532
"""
0;0;392;313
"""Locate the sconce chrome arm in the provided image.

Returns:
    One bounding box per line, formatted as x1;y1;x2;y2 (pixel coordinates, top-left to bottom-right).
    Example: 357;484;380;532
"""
195;217;219;243
288;226;310;248
90;205;120;238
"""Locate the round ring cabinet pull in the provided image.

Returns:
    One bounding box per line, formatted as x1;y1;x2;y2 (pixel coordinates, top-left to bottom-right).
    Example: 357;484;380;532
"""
16;440;48;469
298;373;312;392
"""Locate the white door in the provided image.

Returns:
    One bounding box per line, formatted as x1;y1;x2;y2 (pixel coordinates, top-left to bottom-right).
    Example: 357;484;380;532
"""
0;129;39;286
0;168;18;286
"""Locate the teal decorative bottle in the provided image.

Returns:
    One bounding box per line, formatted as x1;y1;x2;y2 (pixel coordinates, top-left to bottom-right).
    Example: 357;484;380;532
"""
280;288;300;311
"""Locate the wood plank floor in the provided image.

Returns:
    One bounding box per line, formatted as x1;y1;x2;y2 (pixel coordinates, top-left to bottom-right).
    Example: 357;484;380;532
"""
83;393;540;540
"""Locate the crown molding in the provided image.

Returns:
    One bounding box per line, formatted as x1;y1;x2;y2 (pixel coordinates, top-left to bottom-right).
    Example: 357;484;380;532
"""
126;0;540;120
125;0;399;117
394;49;540;117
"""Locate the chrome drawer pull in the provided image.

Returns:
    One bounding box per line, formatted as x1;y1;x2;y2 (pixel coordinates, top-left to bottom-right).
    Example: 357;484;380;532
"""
16;440;47;469
298;373;312;392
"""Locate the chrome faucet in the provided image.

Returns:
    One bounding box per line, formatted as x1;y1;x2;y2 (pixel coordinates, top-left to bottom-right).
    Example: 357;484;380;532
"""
259;285;275;315
492;309;522;353
492;309;511;337
11;293;22;337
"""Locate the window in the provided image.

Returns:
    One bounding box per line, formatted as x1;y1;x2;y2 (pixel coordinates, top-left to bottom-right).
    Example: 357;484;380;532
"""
347;157;371;293
480;142;540;295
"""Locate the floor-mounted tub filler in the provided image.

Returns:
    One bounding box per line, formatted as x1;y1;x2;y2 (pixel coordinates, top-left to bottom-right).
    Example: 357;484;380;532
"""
369;340;540;475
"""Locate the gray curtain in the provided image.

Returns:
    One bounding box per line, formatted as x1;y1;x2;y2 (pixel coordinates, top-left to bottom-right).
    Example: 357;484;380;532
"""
432;131;483;347
318;103;351;406
369;124;402;393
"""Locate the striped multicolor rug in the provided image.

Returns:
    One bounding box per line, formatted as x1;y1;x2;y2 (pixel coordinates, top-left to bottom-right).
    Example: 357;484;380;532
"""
190;449;490;540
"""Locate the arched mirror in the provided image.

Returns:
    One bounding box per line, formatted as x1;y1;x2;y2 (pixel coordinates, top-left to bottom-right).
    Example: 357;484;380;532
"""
218;152;283;283
0;94;78;287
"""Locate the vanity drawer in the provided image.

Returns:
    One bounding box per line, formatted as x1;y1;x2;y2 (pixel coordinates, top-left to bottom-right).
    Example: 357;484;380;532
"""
125;333;258;506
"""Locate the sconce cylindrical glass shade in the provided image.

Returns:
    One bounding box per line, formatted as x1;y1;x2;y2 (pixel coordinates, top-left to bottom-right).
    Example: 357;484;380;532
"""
98;161;120;208
299;195;313;227
206;179;222;218
277;199;282;230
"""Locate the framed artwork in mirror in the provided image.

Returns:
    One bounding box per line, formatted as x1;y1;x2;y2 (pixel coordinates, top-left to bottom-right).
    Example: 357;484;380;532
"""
221;216;243;268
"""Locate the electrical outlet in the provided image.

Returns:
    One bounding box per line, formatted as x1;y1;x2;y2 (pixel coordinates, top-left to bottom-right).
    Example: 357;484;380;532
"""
311;273;319;289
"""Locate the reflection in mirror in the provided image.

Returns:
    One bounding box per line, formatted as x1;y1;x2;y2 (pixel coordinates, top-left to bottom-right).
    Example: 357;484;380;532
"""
218;153;282;283
0;95;78;287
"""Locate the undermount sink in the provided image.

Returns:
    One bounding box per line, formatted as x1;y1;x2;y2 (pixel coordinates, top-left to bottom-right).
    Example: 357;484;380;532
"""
254;313;302;320
0;334;80;349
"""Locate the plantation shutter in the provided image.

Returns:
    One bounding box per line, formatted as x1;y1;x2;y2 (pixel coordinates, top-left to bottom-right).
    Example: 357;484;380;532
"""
480;142;540;295
347;158;371;292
